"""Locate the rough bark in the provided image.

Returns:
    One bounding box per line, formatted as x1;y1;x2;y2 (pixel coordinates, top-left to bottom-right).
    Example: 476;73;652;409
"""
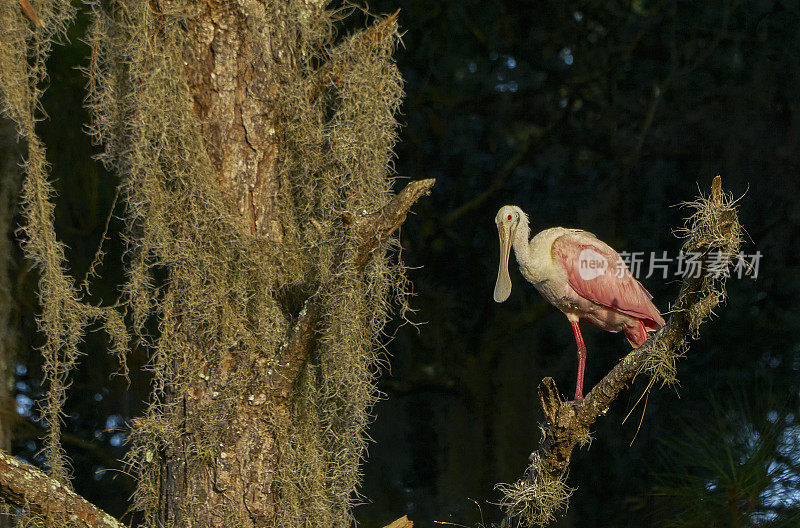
153;2;288;525
0;449;124;528
179;1;287;241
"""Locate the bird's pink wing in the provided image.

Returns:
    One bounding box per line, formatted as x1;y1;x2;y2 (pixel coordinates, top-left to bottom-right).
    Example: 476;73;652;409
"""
551;232;665;328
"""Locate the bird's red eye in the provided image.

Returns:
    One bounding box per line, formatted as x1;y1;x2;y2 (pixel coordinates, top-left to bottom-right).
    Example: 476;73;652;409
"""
507;214;512;221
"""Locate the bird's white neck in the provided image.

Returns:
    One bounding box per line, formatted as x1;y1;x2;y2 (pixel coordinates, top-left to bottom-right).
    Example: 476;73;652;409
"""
511;216;552;285
511;215;534;266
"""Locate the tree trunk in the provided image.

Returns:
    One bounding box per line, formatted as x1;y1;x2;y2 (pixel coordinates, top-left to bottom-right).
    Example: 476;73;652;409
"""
165;377;281;526
148;3;415;526
160;4;286;525
180;2;286;241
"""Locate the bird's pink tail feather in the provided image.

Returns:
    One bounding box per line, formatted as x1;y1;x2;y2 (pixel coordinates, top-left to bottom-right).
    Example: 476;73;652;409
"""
625;320;649;348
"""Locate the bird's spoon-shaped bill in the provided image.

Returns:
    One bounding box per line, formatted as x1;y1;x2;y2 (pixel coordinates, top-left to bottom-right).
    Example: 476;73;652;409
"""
494;222;515;302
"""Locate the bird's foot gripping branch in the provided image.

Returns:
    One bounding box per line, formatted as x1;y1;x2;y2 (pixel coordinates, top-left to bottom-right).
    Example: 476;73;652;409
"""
496;176;743;527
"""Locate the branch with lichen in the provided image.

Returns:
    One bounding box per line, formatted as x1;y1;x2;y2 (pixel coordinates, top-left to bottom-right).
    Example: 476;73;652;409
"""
0;448;125;528
277;178;435;395
497;176;743;526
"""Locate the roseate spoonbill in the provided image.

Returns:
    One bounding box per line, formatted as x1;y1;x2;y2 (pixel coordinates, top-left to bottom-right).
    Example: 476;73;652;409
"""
493;205;665;400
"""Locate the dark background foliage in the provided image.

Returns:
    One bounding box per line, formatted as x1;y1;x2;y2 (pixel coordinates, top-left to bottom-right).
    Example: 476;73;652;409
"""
4;0;799;527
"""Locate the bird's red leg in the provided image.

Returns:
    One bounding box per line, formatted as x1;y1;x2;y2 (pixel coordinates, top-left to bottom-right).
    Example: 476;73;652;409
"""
570;320;587;400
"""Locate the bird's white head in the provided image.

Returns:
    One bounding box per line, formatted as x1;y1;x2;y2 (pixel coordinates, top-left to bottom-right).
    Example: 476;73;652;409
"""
493;205;526;303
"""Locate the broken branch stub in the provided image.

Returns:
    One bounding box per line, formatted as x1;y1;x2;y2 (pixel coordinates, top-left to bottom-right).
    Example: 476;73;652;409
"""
277;178;435;395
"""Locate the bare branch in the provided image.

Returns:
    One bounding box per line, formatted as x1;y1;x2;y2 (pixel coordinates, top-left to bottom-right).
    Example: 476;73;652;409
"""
276;178;435;395
0;449;125;528
499;176;743;526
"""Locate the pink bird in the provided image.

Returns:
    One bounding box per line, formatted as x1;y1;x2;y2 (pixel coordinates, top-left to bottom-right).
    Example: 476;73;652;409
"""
493;205;665;400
